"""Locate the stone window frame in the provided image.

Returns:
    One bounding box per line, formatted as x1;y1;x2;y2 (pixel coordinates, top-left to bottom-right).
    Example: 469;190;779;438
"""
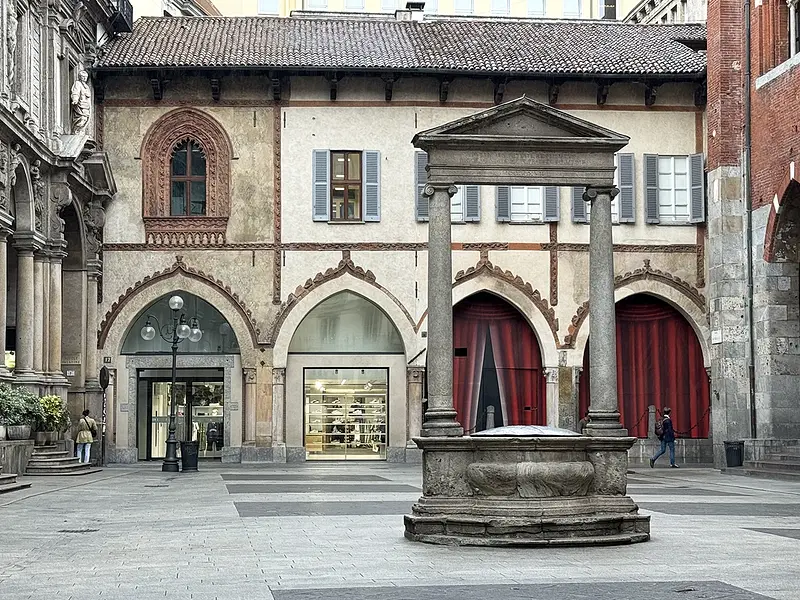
141;108;233;243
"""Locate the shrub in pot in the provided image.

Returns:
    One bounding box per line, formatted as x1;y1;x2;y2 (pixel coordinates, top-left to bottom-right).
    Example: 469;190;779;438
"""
38;395;70;443
0;383;44;440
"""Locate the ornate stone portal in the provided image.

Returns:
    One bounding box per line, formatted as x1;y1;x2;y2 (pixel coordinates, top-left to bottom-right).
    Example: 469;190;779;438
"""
404;97;650;546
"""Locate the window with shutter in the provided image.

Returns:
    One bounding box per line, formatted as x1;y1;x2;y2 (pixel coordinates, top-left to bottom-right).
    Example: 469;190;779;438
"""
496;186;510;222
644;153;660;224
330;151;362;221
501;186;546;223
363;151;381;222
455;0;474;13
451;186;464;222
571;187;588;223
312;149;330;222
689;153;705;223
491;0;510;14
657;156;689;223
528;0;546;16
617;153;635;223
543;186;560;222
464;185;480;222
563;0;581;17
415;151;429;222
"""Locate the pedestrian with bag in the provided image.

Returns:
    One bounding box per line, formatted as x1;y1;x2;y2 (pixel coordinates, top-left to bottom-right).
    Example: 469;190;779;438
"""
650;407;678;468
76;409;97;464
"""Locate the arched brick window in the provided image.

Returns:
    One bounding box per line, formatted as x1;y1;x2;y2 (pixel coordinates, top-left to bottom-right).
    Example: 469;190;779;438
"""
142;109;232;245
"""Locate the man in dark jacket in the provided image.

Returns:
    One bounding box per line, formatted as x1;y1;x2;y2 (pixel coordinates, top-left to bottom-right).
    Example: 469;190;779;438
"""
650;407;678;468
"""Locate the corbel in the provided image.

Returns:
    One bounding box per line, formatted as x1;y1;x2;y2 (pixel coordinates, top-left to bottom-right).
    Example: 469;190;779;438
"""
382;74;395;102
439;78;450;103
493;79;506;105
548;82;560;106
694;80;707;107
270;72;282;101
596;81;610;106
148;72;164;101
327;73;339;101
210;77;221;102
644;83;658;107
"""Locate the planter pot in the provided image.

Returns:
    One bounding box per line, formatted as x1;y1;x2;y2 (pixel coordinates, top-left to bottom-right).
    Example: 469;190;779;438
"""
0;424;6;440
45;431;58;444
7;425;32;440
34;431;47;445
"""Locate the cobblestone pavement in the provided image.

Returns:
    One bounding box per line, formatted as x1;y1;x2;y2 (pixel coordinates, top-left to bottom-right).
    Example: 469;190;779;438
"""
1;463;800;599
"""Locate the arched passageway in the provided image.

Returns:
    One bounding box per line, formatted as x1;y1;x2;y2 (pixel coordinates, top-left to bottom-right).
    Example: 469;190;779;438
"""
579;294;710;438
453;292;545;431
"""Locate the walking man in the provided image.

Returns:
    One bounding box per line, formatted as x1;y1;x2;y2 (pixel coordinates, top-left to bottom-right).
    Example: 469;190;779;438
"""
650;407;678;468
75;409;97;464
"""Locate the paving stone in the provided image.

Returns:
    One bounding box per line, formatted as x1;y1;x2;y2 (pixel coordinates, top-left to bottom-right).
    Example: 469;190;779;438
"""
627;486;745;496
745;528;800;540
220;474;389;482
234;501;413;517
640;502;800;516
225;483;420;494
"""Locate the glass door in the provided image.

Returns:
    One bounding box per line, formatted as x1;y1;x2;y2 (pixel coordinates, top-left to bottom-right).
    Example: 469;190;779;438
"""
304;368;388;460
149;381;187;460
190;382;225;458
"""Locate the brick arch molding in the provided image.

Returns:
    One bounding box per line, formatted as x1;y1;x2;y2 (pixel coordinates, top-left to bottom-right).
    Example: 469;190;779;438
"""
141;108;234;245
97;255;260;349
764;177;800;263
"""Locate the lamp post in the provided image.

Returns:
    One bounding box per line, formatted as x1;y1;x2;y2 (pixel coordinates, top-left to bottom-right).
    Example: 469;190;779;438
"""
140;295;203;472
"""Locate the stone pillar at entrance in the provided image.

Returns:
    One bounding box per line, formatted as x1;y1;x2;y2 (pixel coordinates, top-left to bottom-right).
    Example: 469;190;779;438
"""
243;368;256;444
0;227;11;378
583;186;627;437
421;183;463;437
272;367;286;462
14;241;37;379
84;260;101;390
33;253;45;375
41;255;50;375
406;366;424;447
48;245;66;381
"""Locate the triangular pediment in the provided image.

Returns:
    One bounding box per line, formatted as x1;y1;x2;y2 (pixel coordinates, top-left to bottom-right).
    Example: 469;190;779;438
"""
415;96;628;143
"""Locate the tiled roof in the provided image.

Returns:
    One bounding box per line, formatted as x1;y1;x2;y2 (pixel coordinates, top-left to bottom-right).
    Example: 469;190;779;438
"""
96;16;706;77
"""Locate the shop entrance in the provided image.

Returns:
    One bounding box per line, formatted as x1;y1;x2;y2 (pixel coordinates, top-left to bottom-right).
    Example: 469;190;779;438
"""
137;368;224;460
304;368;388;460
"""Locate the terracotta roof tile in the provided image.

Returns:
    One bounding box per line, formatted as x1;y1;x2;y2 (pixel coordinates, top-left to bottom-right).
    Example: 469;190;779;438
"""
96;16;706;77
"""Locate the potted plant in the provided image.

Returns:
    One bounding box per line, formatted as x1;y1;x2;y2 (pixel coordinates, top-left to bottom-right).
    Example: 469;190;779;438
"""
0;383;44;440
39;395;70;443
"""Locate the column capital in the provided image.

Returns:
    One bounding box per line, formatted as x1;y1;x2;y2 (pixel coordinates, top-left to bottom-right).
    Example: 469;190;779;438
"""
272;367;286;385
582;186;619;203
12;232;43;254
422;183;458;199
243;367;257;383
87;257;102;279
33;251;48;263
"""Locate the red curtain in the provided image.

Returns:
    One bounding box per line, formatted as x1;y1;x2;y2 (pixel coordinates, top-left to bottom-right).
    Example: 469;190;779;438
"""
579;295;710;438
453;293;545;429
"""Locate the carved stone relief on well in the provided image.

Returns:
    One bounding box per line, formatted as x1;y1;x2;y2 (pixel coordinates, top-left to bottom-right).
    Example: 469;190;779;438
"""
70;68;91;135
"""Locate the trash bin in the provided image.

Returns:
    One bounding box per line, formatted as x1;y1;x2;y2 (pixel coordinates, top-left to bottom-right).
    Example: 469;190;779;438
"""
180;441;199;472
724;440;744;467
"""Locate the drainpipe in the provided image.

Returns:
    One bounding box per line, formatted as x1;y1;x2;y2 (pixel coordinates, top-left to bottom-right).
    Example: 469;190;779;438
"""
743;0;757;439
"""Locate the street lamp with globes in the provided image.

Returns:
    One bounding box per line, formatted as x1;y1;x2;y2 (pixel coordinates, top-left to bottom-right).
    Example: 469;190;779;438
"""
140;294;203;472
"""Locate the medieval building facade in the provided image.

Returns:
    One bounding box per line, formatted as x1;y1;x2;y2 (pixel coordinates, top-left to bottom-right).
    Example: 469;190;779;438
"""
91;13;712;464
0;0;128;422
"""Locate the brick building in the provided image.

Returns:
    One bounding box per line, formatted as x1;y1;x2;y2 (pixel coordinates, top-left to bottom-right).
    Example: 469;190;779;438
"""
707;0;800;469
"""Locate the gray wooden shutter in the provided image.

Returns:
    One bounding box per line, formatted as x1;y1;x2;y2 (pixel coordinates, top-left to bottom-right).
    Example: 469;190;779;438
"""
618;153;635;223
363;150;381;222
543;186;560;222
496;186;510;222
689;153;705;223
571;186;587;223
415;151;429;222
312;149;330;222
464;185;480;222
644;153;660;224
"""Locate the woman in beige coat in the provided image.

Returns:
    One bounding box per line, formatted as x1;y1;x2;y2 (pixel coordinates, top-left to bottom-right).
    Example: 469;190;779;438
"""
76;409;97;464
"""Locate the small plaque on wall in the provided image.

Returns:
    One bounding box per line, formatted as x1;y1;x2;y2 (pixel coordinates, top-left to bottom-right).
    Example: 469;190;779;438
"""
119;404;129;412
711;329;723;345
228;402;240;411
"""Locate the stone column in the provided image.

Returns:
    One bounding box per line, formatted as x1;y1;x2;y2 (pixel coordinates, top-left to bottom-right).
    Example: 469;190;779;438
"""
48;245;66;381
243;367;257;444
583;186;627;437
406;367;424;445
41;255;50;375
272;367;286;461
544;367;559;428
14;242;36;379
84;260;101;389
0;228;10;378
32;253;45;375
421;183;463;437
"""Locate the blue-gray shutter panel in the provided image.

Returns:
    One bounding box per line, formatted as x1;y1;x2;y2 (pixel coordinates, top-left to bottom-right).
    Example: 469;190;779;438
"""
312;149;330;222
543;186;560;222
689;153;706;223
415;151;429;222
644;153;660;224
464;185;480;222
363;150;381;222
618;153;635;223
571;186;587;223
496;186;510;222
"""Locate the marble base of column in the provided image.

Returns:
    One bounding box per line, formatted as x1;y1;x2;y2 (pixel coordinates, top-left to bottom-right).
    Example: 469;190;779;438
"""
582;187;627;437
420;183;463;437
